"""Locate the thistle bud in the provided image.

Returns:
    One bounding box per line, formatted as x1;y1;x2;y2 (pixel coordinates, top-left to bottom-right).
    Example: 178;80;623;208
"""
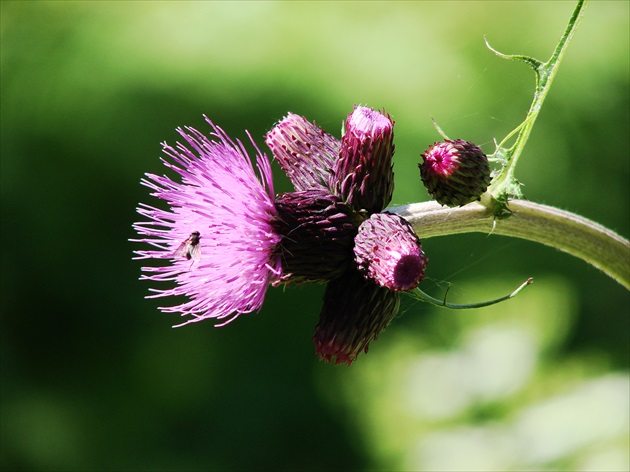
331;106;395;213
265;113;339;192
419;139;491;207
313;268;400;365
354;213;427;291
273;190;359;283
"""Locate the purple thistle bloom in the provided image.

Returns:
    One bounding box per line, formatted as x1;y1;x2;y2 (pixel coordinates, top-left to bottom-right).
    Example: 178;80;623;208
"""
132;117;282;327
133;107;428;366
354;213;427;292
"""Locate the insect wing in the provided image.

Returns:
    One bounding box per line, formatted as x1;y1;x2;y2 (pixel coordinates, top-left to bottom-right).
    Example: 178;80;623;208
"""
173;240;190;259
188;243;201;262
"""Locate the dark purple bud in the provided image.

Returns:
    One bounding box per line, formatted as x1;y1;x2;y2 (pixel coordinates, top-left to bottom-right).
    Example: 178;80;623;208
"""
330;106;395;213
265;113;340;192
313;269;400;366
273;190;360;283
354;213;427;291
419;139;491;207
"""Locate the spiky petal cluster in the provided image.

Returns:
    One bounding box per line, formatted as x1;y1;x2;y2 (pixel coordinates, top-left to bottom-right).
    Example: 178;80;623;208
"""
354;213;427;292
419;139;491;207
132;117;282;327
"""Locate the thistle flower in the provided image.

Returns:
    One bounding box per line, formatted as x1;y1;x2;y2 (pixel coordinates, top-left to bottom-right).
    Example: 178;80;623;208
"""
419;139;491;207
133;107;427;365
354;213;427;292
132;117;282;327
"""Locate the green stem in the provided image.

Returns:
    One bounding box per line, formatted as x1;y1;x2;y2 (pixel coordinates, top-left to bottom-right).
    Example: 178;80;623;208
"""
411;277;533;310
486;0;588;199
389;200;630;290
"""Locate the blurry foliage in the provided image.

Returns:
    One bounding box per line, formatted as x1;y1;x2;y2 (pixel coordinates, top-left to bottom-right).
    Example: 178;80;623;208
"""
1;1;628;471
322;277;629;470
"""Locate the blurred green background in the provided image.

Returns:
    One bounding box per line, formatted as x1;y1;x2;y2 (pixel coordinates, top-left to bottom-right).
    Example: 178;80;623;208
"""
1;1;628;471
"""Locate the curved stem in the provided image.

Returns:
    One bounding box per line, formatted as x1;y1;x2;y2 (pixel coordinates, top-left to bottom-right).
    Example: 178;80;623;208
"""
389;200;630;290
411;277;533;310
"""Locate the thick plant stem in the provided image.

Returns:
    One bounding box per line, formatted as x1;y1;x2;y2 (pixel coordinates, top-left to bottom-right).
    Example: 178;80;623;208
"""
390;200;630;290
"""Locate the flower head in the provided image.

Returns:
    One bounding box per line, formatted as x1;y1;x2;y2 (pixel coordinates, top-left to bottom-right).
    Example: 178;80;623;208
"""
354;213;427;291
134;107;428;366
419;139;491;207
132;117;282;327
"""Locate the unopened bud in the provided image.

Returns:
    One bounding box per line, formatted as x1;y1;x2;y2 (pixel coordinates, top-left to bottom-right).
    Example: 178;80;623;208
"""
313;268;400;365
273;190;359;283
331;106;395;213
354;213;427;291
419;139;491;207
265;113;339;192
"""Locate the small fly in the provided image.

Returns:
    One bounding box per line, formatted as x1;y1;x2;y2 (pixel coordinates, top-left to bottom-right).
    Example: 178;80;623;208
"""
174;231;201;263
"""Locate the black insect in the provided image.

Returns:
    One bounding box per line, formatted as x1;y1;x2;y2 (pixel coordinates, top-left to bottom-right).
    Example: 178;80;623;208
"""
174;231;201;262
